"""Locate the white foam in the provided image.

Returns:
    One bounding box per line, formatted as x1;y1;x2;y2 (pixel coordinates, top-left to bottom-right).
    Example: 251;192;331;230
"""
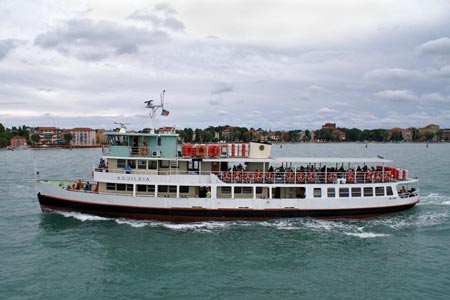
115;219;154;228
162;221;232;232
344;232;391;238
419;193;450;206
58;211;110;222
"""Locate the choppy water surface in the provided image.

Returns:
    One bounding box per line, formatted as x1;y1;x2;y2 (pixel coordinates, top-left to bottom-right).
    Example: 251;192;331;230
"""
1;143;449;300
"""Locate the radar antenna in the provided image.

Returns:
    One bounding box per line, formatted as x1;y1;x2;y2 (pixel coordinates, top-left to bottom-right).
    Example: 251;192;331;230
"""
114;122;130;133
145;90;168;133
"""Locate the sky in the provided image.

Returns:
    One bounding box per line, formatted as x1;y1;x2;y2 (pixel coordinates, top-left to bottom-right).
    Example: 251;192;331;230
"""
1;0;450;131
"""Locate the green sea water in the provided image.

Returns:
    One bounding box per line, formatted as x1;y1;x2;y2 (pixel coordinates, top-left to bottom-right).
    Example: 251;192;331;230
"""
1;143;449;300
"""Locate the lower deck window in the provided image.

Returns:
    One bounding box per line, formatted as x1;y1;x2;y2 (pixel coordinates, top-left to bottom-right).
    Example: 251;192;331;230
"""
106;183;133;192
313;188;322;198
243;187;252;194
327;188;335;198
375;187;384;196
339;188;349;197
136;185;156;193
351;187;361;197
363;187;373;197
221;187;231;194
180;186;190;193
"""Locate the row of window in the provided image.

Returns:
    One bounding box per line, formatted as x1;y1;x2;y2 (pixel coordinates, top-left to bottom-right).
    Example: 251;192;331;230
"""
105;183;393;198
314;186;393;198
106;183;189;193
117;159;177;170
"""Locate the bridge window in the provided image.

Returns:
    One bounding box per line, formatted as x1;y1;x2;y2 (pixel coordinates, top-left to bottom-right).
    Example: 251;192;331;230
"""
138;160;147;169
148;161;157;169
117;159;126;168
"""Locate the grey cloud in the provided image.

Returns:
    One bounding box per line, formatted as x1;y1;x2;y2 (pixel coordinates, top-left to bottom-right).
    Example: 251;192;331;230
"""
0;39;19;60
374;90;450;104
34;18;168;61
211;83;233;95
374;90;418;102
128;3;184;32
363;68;423;82
418;37;450;56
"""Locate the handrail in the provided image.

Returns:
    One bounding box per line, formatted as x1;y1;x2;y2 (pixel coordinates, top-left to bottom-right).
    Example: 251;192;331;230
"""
218;170;398;184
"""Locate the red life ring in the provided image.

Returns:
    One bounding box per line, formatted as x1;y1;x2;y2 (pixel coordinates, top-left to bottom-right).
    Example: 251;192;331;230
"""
285;172;295;183
139;147;149;156
265;172;275;182
222;172;231;182
346;172;355;182
208;144;220;157
182;144;193;156
233;172;242;182
296;172;305;183
327;173;337;183
254;172;263;182
307;172;316;183
365;171;373;182
244;172;254;182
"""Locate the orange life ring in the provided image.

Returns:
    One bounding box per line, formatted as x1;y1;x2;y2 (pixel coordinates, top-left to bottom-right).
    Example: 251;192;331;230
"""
365;172;373;182
254;172;263;182
233;172;242;182
208;144;220;157
139;147;149;156
265;172;275;182
244;172;254;182
327;173;337;183
196;144;207;157
296;172;305;183
222;172;231;182
285;172;295;183
182;144;193;156
346;172;355;182
307;172;316;183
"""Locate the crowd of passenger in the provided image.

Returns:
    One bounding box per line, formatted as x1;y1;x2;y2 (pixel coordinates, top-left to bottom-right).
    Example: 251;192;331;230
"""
59;179;97;192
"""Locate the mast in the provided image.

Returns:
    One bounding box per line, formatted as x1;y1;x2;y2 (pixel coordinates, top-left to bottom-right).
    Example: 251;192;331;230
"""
144;90;166;134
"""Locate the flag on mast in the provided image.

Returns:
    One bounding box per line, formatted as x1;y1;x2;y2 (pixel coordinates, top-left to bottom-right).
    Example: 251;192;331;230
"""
161;109;170;116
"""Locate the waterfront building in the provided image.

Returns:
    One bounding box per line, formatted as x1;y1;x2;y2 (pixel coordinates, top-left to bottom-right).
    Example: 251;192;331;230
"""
67;127;96;146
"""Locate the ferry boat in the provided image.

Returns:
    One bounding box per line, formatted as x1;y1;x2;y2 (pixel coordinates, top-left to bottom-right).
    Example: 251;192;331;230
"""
35;95;419;222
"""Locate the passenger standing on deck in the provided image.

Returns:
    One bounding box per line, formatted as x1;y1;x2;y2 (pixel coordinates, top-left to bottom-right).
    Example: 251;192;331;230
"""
124;165;131;174
206;188;211;198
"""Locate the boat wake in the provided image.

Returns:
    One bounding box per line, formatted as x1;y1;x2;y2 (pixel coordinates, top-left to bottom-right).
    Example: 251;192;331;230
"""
52;192;450;238
419;192;450;206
